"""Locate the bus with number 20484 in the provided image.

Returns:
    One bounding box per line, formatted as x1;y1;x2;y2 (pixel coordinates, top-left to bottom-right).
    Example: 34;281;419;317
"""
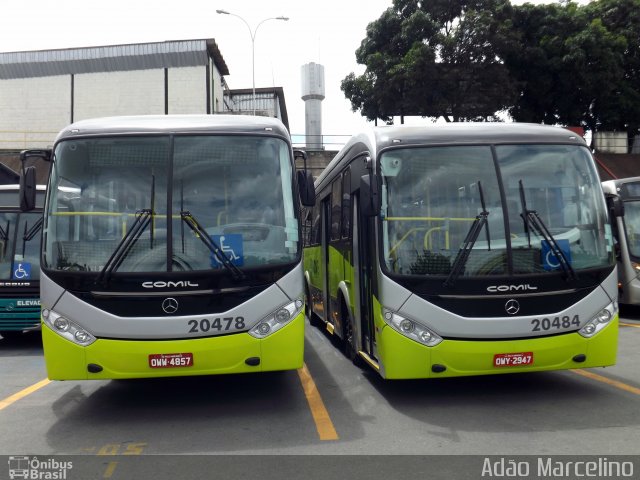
303;123;620;379
20;114;315;380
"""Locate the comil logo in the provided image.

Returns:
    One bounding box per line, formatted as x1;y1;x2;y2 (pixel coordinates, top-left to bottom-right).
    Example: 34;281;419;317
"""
487;284;538;293
7;456;73;479
142;280;199;289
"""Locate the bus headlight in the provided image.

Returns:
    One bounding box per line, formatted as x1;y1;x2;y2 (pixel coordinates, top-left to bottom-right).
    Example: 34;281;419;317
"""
383;309;442;347
249;297;303;339
578;301;617;338
42;308;96;346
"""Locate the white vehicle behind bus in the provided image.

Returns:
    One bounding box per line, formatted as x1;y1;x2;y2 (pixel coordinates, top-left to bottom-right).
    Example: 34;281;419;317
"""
602;177;640;307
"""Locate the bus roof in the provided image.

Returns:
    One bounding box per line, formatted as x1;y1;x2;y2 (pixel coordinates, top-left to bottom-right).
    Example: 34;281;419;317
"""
602;176;640;188
315;123;588;189
54;115;291;143
602;176;640;197
367;122;586;148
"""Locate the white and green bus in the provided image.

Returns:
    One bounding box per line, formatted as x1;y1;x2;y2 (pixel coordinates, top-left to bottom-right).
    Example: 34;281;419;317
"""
304;123;619;379
601;176;640;307
0;184;45;340
20;114;315;380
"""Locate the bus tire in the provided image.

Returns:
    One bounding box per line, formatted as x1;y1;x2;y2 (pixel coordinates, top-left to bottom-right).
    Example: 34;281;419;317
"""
306;285;319;327
341;301;363;368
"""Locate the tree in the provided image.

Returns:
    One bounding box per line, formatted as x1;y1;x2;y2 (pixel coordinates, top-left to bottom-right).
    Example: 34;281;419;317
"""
503;0;638;142
341;0;519;123
585;0;640;142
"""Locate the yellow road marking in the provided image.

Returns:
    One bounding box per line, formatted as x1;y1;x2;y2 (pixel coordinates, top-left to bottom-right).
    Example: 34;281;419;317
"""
572;369;640;396
103;461;118;478
297;364;339;441
0;378;50;411
620;322;640;329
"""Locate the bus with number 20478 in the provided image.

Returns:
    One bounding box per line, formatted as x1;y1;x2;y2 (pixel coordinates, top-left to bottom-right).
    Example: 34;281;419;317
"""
19;114;315;380
303;123;620;379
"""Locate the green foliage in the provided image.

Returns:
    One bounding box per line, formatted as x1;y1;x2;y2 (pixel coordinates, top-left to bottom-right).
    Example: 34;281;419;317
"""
502;0;632;137
341;0;518;122
342;0;640;136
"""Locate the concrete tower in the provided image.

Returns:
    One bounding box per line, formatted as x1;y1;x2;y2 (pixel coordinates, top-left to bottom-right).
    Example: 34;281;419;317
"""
301;62;325;150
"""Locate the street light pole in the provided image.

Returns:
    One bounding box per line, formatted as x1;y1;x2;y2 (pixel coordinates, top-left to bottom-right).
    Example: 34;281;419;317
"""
216;9;289;116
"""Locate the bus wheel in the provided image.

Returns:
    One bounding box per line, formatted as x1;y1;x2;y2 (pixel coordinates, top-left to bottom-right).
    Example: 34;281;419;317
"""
341;304;363;368
306;286;319;327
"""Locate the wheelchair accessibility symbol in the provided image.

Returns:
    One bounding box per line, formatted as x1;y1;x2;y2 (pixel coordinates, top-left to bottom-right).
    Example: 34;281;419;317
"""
12;262;32;280
210;234;244;267
541;239;571;271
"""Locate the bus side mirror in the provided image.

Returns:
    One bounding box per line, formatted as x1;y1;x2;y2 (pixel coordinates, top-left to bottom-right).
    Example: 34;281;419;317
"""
19;148;51;212
360;174;380;217
297;170;316;207
20;166;37;211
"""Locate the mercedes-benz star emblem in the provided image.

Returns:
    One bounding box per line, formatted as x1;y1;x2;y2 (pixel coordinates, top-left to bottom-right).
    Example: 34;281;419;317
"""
505;299;520;315
162;297;179;314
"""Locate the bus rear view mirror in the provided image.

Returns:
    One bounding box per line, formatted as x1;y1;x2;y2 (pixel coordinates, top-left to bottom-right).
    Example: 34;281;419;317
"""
297;170;316;207
19;166;37;212
360;174;380;217
19;148;51;212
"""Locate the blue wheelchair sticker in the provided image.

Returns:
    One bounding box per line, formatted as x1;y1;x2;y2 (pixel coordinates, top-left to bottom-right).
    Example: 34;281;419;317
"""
12;262;32;280
210;234;244;267
541;239;571;271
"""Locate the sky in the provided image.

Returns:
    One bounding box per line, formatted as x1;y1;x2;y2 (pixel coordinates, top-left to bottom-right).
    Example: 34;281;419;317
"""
0;0;589;148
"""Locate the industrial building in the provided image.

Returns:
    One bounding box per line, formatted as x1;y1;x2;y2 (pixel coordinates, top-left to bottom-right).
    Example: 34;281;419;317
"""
0;38;289;153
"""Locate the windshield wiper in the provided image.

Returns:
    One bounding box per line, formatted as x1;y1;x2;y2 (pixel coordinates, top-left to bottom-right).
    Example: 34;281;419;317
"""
0;221;8;242
180;211;246;281
444;181;490;287
518;180;576;281
21;217;44;256
0;220;9;257
96;209;152;285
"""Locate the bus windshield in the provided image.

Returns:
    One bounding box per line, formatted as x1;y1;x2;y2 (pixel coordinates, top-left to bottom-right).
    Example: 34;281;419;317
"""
0;211;42;281
43;135;299;274
621;200;640;259
381;144;612;278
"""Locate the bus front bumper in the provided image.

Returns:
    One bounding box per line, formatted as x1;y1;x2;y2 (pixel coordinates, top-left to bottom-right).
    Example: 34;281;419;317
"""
377;317;618;379
41;312;304;380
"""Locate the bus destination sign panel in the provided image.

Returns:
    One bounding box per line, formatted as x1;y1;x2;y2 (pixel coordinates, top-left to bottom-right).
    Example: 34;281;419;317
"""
149;353;194;368
493;352;534;368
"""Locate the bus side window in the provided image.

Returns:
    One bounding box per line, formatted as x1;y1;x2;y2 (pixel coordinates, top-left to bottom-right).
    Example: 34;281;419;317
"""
341;170;351;238
311;203;321;245
330;176;342;241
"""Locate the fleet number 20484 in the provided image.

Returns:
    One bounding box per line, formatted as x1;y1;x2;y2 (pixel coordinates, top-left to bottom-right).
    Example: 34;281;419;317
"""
531;315;580;332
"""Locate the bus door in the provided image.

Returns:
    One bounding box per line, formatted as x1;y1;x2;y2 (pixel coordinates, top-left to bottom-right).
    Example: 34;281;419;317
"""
355;190;376;359
319;197;330;325
324;177;344;333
